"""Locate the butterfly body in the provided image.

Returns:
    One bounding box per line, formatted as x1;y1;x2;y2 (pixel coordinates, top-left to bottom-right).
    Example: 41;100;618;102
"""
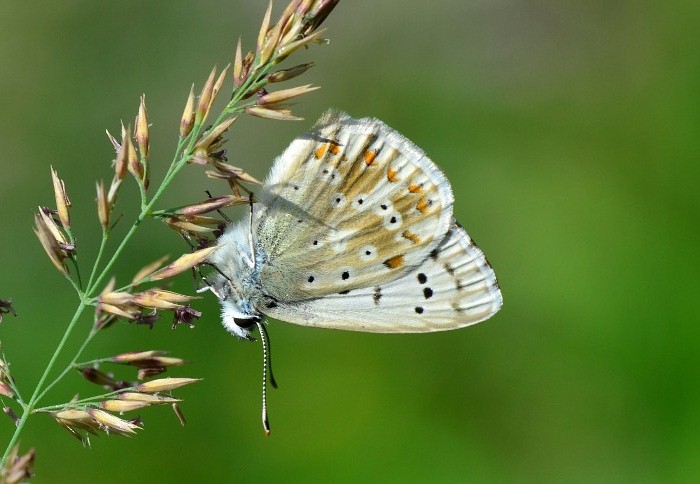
209;110;502;339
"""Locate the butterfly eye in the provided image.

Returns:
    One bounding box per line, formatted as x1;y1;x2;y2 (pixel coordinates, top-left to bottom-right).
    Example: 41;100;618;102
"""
233;316;260;328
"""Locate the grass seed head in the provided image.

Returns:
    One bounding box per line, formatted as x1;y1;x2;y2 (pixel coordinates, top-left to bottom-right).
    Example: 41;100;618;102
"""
137;377;201;393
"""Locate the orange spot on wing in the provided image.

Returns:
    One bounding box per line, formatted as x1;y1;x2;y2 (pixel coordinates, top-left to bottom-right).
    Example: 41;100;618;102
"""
387;168;399;182
402;230;421;244
329;142;341;155
314;143;328;159
416;197;429;214
383;255;405;269
408;184;422;193
364;150;378;165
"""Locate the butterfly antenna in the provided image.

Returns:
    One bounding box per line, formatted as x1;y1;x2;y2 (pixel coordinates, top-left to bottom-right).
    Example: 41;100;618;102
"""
256;320;277;436
194;262;231;299
259;321;278;389
248;193;256;269
205;190;232;223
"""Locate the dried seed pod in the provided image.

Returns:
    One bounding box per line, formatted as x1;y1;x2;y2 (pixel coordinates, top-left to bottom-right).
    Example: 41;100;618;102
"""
257;1;274;55
100;399;150;412
192;117;238;160
96;180;110;230
210;65;230;113
38;209;68;247
259;20;282;67
137;367;166;379
132;255;169;285
112;350;184;369
173;195;247;216
148;246;219;281
3;407;19;426
146;290;199;304
267;62;314;82
210;161;262;185
137;377;201;393
119;392;181;404
113;130;129;181
305;0;340;35
165;217;218;235
0;444;35;483
0;382;14;399
34;212;69;276
112;350;166;363
99;291;135;306
233;38;245;87
124;129;145;188
277;29;326;61
50;167;71;230
52;408;101;435
196;67;218;125
135;95;150;158
79;367;131;391
100;277;117;296
132;292;181;311
180;85;196;137
87;408;141;435
172;403;187;426
97;302;138;320
258;84;319;105
245;105;302;121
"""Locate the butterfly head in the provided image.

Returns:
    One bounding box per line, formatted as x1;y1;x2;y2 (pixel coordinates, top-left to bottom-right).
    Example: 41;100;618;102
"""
216;279;262;339
221;302;260;340
209;221;264;340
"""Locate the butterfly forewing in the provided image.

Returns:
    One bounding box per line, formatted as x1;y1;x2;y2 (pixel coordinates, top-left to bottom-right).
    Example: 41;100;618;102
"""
255;111;455;300
262;221;502;332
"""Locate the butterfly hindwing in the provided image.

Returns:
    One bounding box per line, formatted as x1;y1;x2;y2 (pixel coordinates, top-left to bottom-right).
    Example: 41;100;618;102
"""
255;110;455;301
261;221;502;332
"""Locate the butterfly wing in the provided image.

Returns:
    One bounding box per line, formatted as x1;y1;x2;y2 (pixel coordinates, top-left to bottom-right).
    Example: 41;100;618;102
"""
254;110;455;301
261;221;502;332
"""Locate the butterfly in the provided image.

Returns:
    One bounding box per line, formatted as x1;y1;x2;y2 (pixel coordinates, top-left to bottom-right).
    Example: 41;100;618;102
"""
207;110;502;432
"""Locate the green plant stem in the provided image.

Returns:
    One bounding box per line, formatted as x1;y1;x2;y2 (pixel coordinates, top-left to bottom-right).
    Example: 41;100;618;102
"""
1;350;24;406
35;327;99;404
72;356;115;368
35;387;137;413
1;47;297;465
87;156;188;298
1;135;198;465
85;232;108;293
1;301;88;463
69;258;84;291
66;272;83;297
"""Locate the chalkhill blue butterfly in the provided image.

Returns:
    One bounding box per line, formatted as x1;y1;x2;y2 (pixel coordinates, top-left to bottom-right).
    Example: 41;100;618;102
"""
207;110;502;433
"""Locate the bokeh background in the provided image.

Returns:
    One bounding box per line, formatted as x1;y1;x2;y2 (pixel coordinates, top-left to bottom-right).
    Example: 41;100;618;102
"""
1;1;699;482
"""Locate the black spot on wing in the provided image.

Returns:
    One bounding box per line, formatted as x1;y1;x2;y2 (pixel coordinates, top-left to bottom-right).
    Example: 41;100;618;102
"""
373;287;382;305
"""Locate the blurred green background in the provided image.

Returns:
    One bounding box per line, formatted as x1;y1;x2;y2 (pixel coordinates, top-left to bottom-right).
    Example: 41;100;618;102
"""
1;1;699;482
